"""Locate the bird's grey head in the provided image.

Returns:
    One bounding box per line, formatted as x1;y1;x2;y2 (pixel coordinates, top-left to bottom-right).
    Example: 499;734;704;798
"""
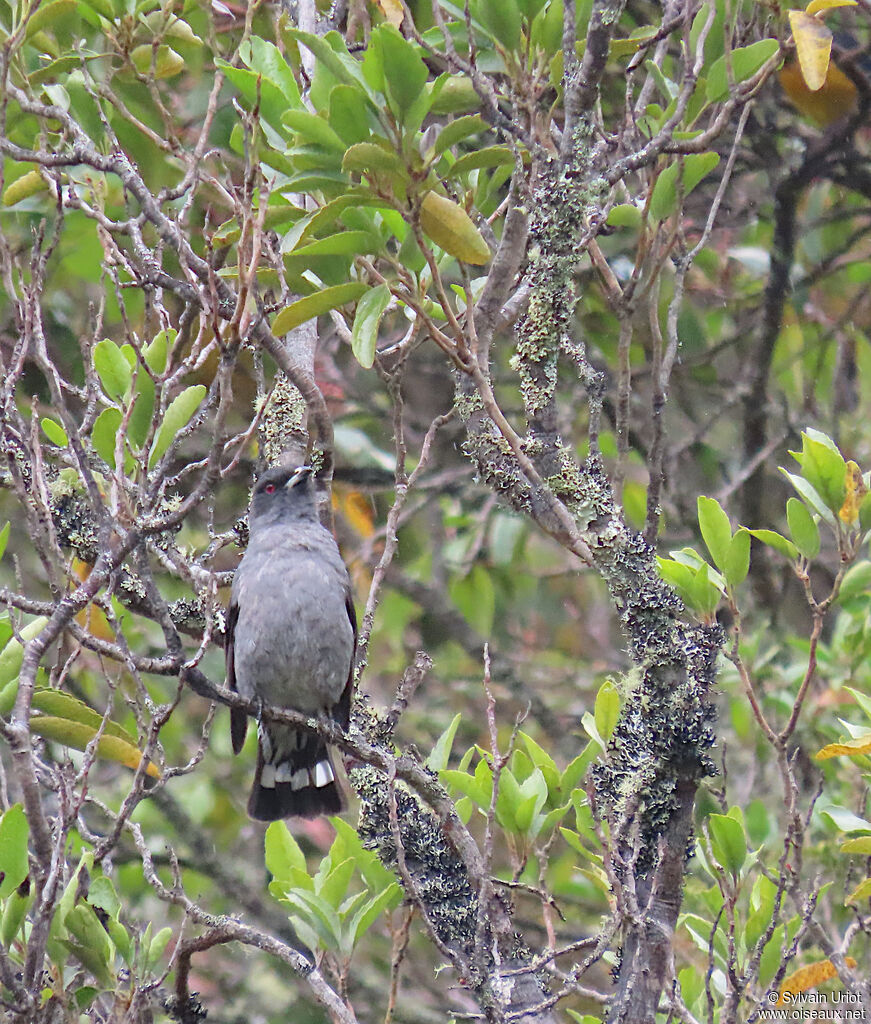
249;465;319;528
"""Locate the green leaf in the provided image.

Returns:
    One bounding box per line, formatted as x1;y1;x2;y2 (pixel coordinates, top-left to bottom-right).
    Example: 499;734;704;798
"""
531;0;565;54
63;904;113;986
690;1;725;64
149;385;208;469
350;882;402;946
790;434;847;516
650;152;720;222
606;203;643;229
1;887;32;947
818;803;871;834
272;282;368;336
146;926;173;972
285;29;370;95
656;556;696;598
838;561;871;603
689;563;721;618
581;710;604;749
342;141;405;177
859;491;871;532
287;143;344;173
419;190;490;265
432;114;488;157
746;528;799;561
143;332;169;375
708;812;746;876
294;194;386;245
328;85;374;145
448;145;516;177
31;689;138;745
374;25;428;118
130;44;184;79
93;339;131;401
478;0;522;50
644;59;677;102
319;857;356;909
265;821;308;881
351;284;391;368
42;417;68;446
786;497;820;559
449;564;496;635
91;408;123;468
0;805;29;899
514;772;548;834
494;767;523;831
282;889;344;951
214;60;294;133
283;110;347;152
240;36;301;106
513;792;541;835
331;819;396;892
0;616;50;692
88;876;120;919
515;0;546;16
0;523;10;568
520;732;559;784
24;0;78;39
285;231;383;260
593;680;620;742
723;529;750;588
698;495;733;571
706;38;780;102
361;32;385;93
779;470;836;526
0;620;13;660
441;763;492;809
127;369;156;451
55;852;93;936
560;744;597;793
426;713;462;772
106;918;132;965
430;75;480;114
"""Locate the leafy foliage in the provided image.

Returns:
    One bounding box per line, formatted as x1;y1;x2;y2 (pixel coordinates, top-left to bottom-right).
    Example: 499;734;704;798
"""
1;0;871;1022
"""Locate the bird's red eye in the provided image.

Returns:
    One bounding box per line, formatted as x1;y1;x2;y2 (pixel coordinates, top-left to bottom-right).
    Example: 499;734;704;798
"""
264;483;276;494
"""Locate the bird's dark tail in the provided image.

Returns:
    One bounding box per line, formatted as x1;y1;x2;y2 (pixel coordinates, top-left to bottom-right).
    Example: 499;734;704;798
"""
248;727;346;821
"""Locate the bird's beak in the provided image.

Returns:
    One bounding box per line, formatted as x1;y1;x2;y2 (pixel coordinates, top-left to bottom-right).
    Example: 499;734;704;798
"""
286;465;313;489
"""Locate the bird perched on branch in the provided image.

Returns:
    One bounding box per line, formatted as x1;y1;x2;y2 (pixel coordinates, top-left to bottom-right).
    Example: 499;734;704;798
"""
226;465;357;820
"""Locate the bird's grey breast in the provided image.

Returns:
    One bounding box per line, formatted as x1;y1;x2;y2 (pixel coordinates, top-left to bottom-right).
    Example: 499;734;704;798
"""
230;522;354;712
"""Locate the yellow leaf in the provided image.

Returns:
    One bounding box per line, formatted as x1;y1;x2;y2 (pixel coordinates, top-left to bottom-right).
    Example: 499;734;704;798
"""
419;191;490;266
846;877;871;903
778;958;857;1004
806;0;857;14
374;0;404;28
71;559;115;641
131;44;185;79
841;836;871;854
788;10;833;91
815;734;871;759
30;716;161;778
335;489;375;538
839;460;866;524
2;169;48;207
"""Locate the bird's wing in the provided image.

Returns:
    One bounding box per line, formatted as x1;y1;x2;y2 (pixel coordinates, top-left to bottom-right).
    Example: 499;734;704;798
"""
226;598;248;754
333;589;357;730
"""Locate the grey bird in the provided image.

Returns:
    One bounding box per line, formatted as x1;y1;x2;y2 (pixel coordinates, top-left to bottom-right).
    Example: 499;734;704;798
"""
225;465;356;820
